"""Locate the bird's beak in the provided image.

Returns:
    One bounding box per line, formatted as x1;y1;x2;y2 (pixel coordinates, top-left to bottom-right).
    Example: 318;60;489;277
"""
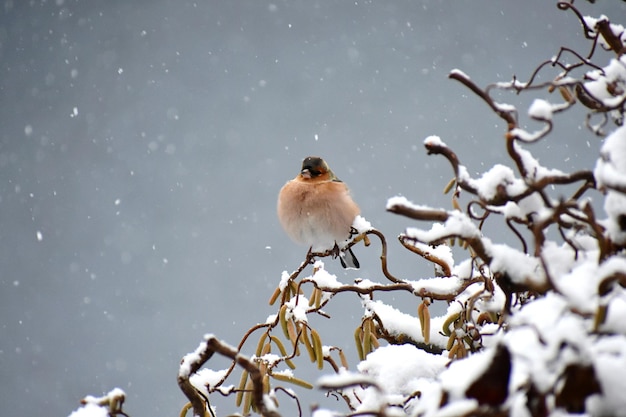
301;169;312;179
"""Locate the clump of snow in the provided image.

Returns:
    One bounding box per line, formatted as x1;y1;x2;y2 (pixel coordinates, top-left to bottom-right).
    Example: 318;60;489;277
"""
278;270;291;292
449;69;470;80
495;79;528;89
190;368;229;397
602;297;626;334
591;335;626;414
352;215;372;234
430;243;454;265
309;261;342;289
285;294;310;322
584;56;626;109
410;276;464;296
439;347;496;399
362;299;422;341
404;210;481;243
272;368;295;378
583;16;626;51
67;403;109;417
514;140;566;180
403;240;454;274
265;313;278;324
473;164;525;201
486;241;546;289
386;195;441;212
595;126;626;189
358;344;449;390
362;299;448;348
493;101;516;113
318;347;449;414
68;388;126;417
423;135;447;147
595;125;626;243
603;191;626;244
432;400;479;417
179;335;211;378
528;98;553;121
451;258;474;279
354;278;381;290
356;344;449;412
311;408;338;417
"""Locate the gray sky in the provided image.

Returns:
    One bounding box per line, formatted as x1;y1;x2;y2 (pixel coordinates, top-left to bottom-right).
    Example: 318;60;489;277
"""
1;1;625;416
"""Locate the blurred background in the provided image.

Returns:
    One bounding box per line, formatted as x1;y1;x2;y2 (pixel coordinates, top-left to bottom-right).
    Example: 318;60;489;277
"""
1;1;625;416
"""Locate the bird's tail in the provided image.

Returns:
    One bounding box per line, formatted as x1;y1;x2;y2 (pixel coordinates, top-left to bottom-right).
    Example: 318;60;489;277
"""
340;247;360;270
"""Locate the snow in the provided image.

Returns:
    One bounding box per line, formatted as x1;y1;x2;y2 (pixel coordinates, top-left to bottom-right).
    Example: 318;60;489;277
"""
423;135;447;147
285;294;310;322
404;210;480;243
550;259;600;314
595;125;626;243
592;336;626;414
190;368;229;397
362;299;449;348
312;409;338;417
456;150;562;203
308;261;342;289
432;400;479;417
514;140;566;180
603;191;626;244
449;69;470;80
486;241;546;288
357;344;449;390
346;344;450;414
68;388;126;417
399;239;454;275
179;334;216;378
528;98;553;121
427;243;454;269
386;195;439;212
584;14;626;50
67;403;108;417
259;353;283;368
352;215;372;234
495;79;528;89
595;125;626;189
410;276;464;296
583;56;626;108
473;164;525;201
278;270;291;292
439;349;496;399
602;297;626;334
272;368;295;378
494;101;516;113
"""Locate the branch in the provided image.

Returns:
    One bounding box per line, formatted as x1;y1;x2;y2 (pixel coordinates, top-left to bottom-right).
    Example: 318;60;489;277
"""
398;235;452;277
178;337;216;417
178;335;282;417
449;70;517;129
387;202;450;222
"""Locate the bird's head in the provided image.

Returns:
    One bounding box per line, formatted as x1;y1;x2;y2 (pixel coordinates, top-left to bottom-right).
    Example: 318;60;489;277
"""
299;156;337;181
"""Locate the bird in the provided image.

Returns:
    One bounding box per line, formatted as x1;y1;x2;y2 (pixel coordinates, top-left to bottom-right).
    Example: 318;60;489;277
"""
277;156;360;269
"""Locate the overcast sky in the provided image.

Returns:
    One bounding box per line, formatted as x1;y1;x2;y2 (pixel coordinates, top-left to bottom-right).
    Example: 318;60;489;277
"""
1;1;625;416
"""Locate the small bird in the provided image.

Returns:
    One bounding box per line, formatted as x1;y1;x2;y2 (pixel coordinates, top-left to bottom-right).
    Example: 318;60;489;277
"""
277;156;360;269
